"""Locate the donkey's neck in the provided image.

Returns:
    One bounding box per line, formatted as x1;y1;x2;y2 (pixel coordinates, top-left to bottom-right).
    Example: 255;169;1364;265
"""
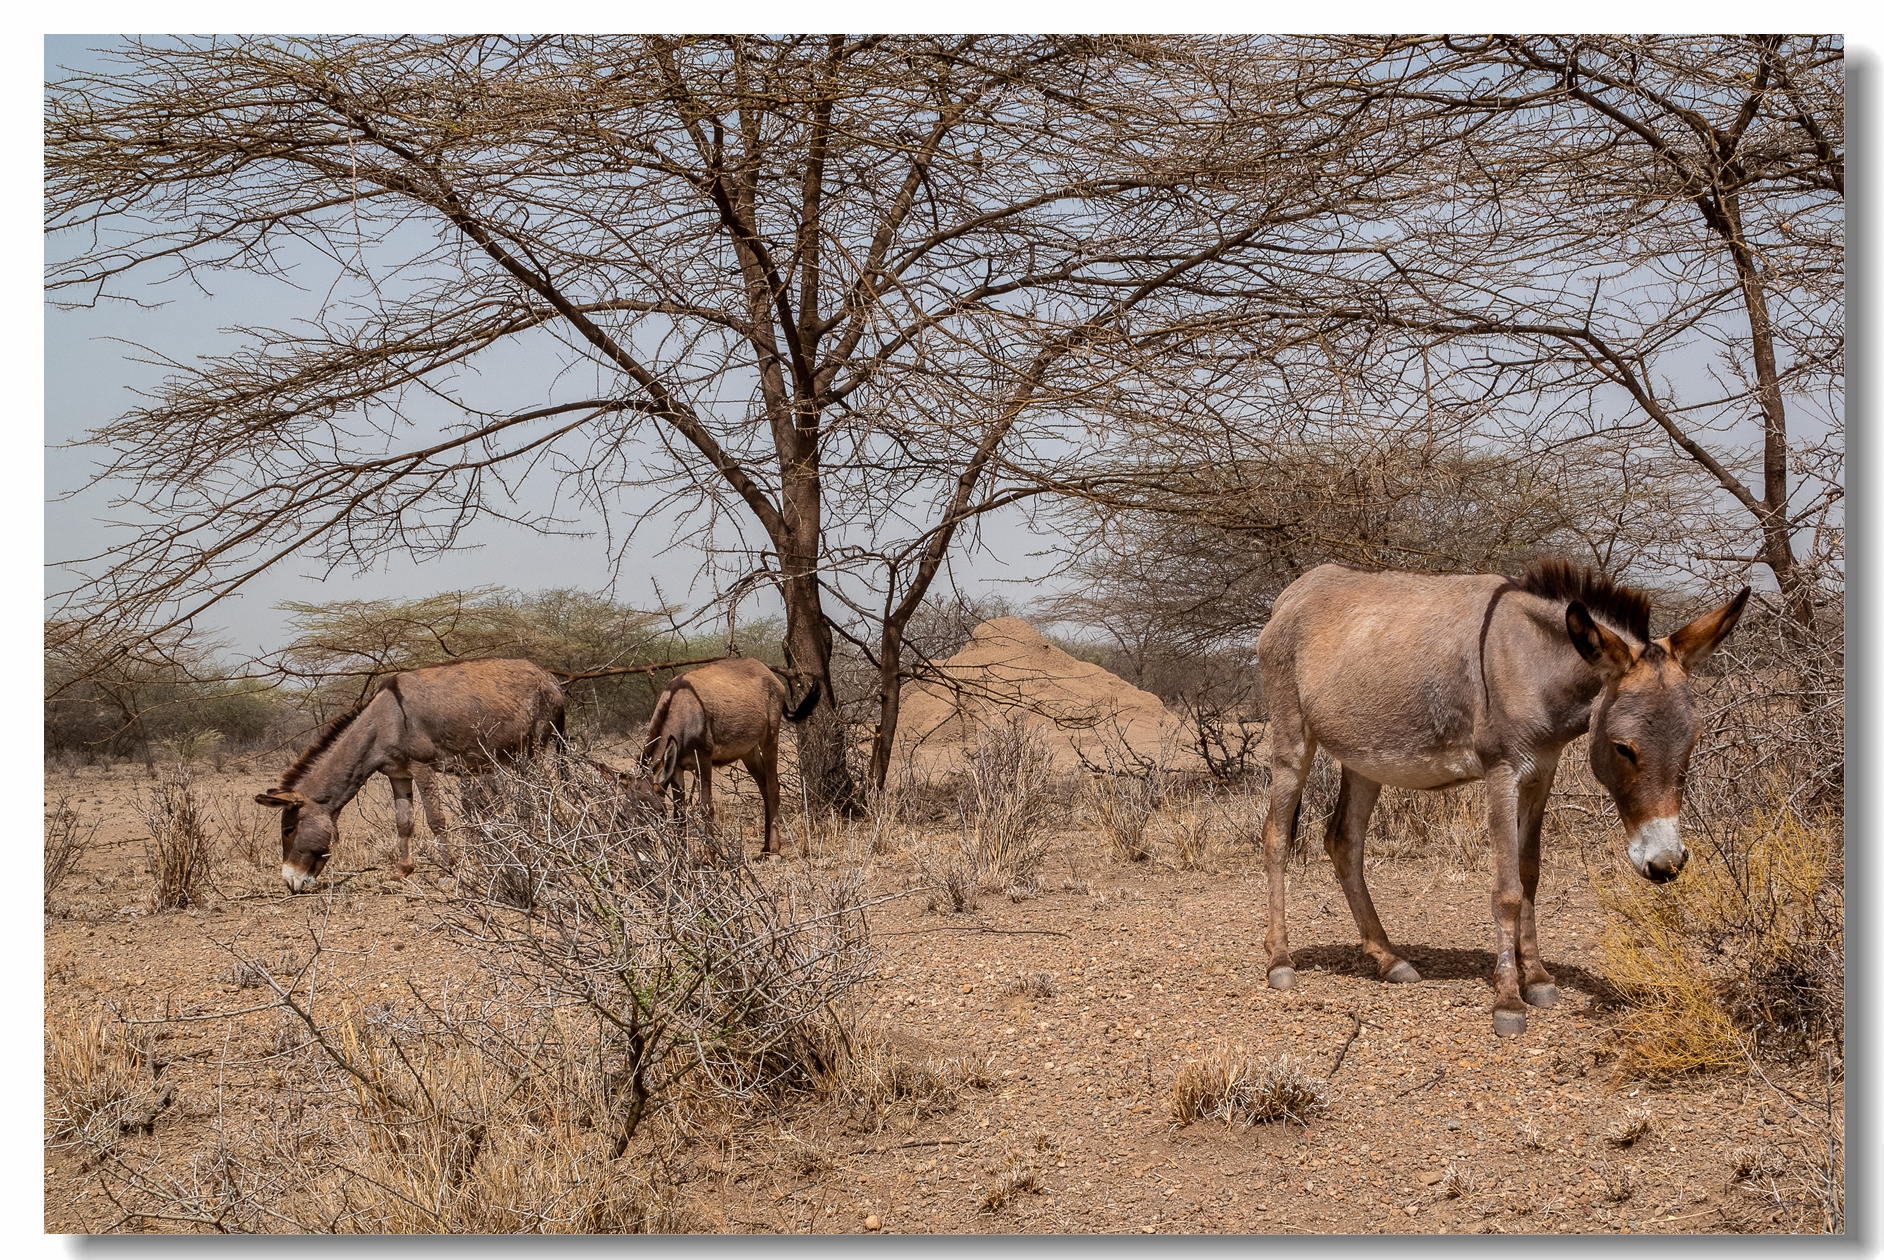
290;698;397;811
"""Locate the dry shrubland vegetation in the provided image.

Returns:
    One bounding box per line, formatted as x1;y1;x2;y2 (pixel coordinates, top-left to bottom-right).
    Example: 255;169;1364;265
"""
45;33;1839;1234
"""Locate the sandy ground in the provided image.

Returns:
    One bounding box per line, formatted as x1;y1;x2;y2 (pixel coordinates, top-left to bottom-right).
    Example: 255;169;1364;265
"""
44;756;1828;1234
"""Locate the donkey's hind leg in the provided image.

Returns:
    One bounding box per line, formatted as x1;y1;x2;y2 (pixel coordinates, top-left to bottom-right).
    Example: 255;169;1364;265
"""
1263;727;1317;990
1324;767;1420;983
412;764;455;870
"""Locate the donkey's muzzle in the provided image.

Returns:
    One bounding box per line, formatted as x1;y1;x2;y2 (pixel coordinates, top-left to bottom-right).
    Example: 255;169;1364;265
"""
1644;853;1686;883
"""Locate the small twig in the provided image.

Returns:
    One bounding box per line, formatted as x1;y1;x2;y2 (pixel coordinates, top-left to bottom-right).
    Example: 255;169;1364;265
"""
883;1138;969;1151
1327;1013;1362;1079
1396;1065;1447;1097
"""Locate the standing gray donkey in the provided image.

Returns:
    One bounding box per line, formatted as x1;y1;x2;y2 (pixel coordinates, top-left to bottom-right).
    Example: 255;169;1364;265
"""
1257;560;1748;1036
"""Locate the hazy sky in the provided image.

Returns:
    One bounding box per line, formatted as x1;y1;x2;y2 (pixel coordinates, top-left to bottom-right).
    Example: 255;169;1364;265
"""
42;35;1071;659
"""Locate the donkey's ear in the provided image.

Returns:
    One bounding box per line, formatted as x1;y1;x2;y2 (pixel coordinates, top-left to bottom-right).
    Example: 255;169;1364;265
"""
255;788;310;809
1566;601;1637;680
1667;586;1751;673
661;738;681;784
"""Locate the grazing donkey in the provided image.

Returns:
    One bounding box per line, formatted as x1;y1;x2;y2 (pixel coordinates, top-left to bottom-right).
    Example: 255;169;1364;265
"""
641;657;820;856
256;659;565;892
1258;560;1749;1036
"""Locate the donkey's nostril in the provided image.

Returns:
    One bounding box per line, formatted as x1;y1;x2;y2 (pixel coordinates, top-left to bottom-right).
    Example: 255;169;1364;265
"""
1646;853;1686;883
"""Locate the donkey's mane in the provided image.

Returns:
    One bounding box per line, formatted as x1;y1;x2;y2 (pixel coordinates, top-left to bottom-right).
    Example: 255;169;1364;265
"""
279;699;371;790
1517;558;1652;642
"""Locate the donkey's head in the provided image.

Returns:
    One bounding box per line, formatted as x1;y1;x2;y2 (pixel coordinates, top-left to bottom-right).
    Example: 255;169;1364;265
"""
254;787;336;893
1566;587;1750;883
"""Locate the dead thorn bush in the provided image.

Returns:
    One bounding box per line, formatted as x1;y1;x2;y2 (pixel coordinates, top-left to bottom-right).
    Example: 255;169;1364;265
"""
139;765;214;910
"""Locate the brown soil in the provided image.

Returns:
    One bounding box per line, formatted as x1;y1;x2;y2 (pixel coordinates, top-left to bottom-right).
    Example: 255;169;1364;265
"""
44;756;1823;1235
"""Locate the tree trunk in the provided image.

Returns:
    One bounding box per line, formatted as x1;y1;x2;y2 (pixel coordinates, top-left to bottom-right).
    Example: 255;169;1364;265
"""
779;556;859;814
869;619;905;792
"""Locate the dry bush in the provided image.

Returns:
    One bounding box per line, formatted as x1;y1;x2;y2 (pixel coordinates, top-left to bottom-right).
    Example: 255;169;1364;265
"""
45;1013;162;1157
1594;789;1842;1074
140;764;214;909
448;751;872;1124
958;717;1057;892
1604;1103;1653;1146
45;794;97;909
1168;1048;1329;1127
998;972;1058;999
1370;783;1485;868
1169;790;1216;871
1086;772;1158;862
917;833;981;914
1597;1162;1635;1204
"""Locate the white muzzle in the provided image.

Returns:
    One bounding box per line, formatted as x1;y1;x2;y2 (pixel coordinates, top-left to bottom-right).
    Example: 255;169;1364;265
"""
1626;816;1687;883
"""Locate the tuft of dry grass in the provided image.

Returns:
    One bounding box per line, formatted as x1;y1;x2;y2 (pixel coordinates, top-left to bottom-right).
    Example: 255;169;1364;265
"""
140;765;215;910
1605;1102;1653;1146
997;972;1057;999
1438;1162;1477;1199
44;794;97;910
1595;788;1841;1074
977;1151;1044;1213
45;1014;162;1155
1517;1118;1545;1150
1597;1162;1635;1203
842;1038;969;1125
1168;1048;1329;1127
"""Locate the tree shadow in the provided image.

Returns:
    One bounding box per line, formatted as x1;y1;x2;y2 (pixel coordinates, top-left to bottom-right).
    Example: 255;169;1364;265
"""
1288;942;1623;1005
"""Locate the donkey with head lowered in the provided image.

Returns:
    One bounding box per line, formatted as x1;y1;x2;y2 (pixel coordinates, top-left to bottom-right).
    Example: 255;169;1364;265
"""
1257;560;1749;1036
642;656;819;856
256;658;565;891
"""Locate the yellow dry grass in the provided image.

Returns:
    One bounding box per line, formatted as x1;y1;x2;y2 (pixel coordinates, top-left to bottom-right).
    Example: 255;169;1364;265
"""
1595;789;1842;1075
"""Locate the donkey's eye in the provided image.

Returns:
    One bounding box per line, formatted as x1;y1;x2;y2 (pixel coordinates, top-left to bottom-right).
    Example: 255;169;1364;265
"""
1612;742;1639;766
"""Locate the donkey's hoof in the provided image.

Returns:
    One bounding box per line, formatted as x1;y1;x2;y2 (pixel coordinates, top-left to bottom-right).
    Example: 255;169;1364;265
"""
1267;966;1297;991
395;860;415;877
1523;983;1560;1009
1492;1008;1528;1037
1383;960;1422;984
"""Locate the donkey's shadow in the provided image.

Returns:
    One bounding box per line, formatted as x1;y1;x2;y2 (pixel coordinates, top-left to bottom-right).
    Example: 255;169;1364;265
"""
1286;943;1622;1005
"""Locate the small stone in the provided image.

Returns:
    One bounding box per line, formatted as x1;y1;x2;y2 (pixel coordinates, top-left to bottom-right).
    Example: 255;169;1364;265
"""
1405;1206;1419;1217
1141;1225;1156;1233
864;1215;881;1232
1420;1171;1445;1186
1446;1120;1462;1130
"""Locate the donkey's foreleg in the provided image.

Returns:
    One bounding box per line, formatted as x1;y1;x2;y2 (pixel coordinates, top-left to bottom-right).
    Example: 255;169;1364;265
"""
1263;732;1316;990
1484;764;1529;1036
1324;768;1419;983
1516;758;1562;1008
388;772;418;877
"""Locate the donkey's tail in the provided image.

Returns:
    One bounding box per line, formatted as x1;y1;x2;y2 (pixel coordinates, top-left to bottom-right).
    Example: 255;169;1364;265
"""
783;679;821;723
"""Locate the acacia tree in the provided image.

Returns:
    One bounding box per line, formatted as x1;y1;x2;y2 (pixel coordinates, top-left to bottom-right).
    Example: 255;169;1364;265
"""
1308;35;1844;631
49;34;1448;796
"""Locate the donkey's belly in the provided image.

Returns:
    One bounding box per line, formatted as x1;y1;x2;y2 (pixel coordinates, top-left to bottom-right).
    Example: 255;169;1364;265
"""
1323;741;1485;791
